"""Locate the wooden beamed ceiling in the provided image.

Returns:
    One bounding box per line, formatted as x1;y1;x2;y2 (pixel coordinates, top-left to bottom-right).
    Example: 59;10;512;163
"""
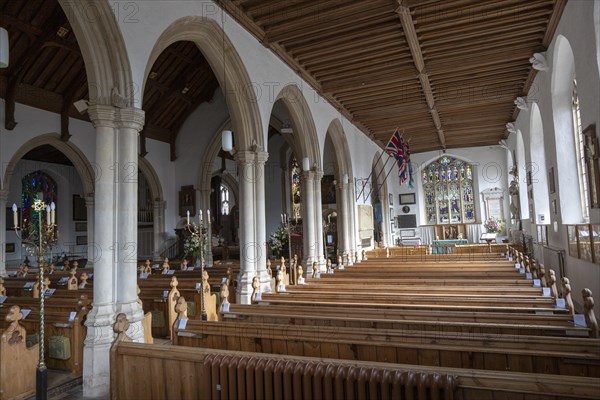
1;0;567;156
225;0;566;153
0;0;219;156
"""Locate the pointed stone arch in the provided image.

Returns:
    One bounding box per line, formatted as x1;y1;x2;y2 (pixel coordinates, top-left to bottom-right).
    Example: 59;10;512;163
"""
142;17;263;151
273;84;321;170
58;0;135;106
3;133;94;196
324;118;356;262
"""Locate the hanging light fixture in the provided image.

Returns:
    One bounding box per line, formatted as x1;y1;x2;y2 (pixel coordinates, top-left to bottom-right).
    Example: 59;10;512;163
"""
0;27;9;68
222;130;233;152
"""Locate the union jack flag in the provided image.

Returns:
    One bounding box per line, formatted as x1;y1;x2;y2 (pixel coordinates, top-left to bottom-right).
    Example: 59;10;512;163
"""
385;129;412;187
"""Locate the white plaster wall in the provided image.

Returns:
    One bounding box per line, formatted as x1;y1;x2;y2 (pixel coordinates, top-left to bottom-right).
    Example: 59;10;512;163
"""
509;0;600;315
144;138;177;235
0;101;96;190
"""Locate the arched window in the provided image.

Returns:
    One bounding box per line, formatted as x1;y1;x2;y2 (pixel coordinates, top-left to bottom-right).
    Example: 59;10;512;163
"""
572;78;590;221
422;156;476;225
220;184;230;216
21;171;57;239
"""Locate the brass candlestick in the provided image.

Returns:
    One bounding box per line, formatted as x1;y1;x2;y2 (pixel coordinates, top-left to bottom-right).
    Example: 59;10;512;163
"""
13;199;57;400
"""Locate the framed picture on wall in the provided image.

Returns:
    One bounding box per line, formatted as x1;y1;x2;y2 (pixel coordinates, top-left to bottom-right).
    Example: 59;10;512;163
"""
552;199;558;215
75;222;87;232
389;193;393;206
5;243;15;253
76;236;88;246
73;195;87;221
179;185;196;217
399;193;416;205
548;167;556;194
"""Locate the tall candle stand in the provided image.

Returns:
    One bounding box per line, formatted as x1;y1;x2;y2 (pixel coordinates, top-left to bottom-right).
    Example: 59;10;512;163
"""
186;210;210;320
281;213;295;283
13;199;57;400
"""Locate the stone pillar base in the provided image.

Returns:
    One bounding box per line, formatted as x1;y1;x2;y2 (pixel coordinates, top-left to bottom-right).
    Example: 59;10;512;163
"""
83;303;116;398
236;271;253;304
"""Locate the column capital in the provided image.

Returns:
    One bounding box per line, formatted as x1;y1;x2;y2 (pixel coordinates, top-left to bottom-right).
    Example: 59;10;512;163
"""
88;105;119;129
234;150;255;165
255;151;269;165
301;170;315;181
84;195;95;207
335;182;349;190
88;105;145;132
314;170;324;181
117;108;145;132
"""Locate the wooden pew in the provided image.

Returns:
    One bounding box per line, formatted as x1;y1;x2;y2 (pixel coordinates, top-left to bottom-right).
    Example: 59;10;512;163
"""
224;303;592;337
112;320;600;400
0;305;38;400
173;319;600;377
0;295;89;375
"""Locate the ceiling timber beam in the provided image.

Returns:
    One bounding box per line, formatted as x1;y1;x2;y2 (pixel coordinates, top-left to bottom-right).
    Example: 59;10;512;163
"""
396;0;445;149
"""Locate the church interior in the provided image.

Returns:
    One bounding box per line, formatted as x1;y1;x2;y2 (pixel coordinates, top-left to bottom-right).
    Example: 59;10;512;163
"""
0;0;599;398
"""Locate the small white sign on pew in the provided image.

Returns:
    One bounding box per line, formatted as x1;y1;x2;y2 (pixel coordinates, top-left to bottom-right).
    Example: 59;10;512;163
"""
542;287;551;297
0;295;6;304
297;277;305;285
533;279;541;287
163;290;169;298
69;311;77;322
24;281;34;289
555;298;566;309
514;262;520;269
44;288;56;298
525;273;533;280
139;273;149;279
21;309;32;320
573;314;587;327
255;292;262;301
177;319;188;330
222;303;230;313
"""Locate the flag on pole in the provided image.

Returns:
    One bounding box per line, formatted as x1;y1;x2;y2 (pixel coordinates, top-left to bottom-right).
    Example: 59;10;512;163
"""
385;128;412;187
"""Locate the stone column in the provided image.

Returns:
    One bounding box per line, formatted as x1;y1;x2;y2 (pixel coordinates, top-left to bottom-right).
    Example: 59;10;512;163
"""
84;196;94;265
152;200;165;259
197;189;212;264
115;108;145;342
335;182;345;264
235;151;257;303
0;189;7;277
301;171;316;269
340;182;351;261
254;151;270;293
345;184;356;265
313;171;325;270
83;105;119;397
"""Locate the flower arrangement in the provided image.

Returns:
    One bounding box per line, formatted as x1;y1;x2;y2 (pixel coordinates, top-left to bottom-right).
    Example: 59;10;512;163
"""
484;216;505;233
268;226;288;258
183;224;202;261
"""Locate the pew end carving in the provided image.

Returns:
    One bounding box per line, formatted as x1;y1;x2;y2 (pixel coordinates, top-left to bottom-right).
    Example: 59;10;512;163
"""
582;289;599;338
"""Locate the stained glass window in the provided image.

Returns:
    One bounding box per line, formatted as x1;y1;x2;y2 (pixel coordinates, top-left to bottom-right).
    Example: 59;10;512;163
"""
290;158;301;221
21;171;57;239
422;156;476;225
